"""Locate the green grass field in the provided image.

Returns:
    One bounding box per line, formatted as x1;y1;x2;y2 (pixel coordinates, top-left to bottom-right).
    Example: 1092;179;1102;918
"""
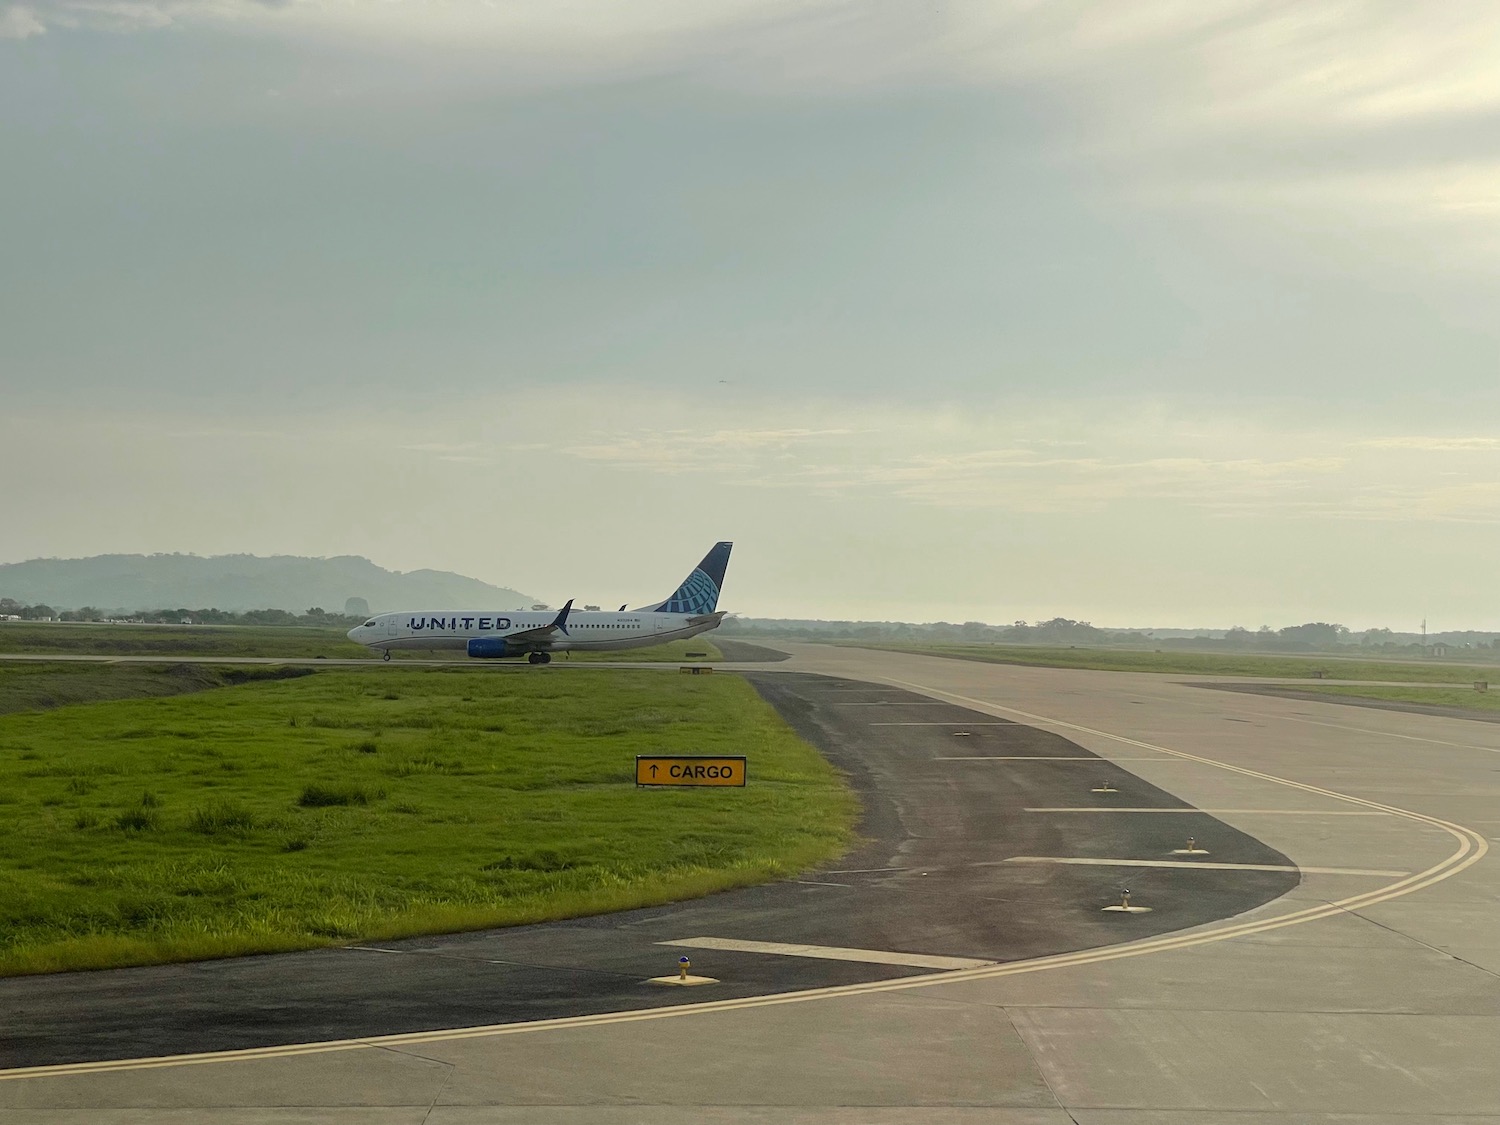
0;622;721;664
0;661;314;717
0;622;367;659
854;642;1500;684
0;666;854;975
1274;684;1500;715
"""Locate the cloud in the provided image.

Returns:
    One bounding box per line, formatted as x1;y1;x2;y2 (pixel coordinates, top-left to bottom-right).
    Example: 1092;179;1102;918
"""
15;2;1500;248
8;0;825;50
399;441;482;455
0;5;45;37
1357;436;1500;451
851;452;1350;515
561;428;860;475
7;395;1500;627
389;392;1491;522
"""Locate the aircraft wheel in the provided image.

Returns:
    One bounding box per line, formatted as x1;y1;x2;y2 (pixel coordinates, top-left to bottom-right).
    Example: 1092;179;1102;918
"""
539;652;552;665
382;650;391;662
527;652;543;665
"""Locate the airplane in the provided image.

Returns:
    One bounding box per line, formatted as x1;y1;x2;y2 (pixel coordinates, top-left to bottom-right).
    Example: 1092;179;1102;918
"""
346;542;733;664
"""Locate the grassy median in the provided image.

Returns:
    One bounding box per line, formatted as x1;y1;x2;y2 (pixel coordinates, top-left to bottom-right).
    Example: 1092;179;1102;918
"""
0;622;368;659
1269;684;1500;715
853;643;1500;683
0;666;854;975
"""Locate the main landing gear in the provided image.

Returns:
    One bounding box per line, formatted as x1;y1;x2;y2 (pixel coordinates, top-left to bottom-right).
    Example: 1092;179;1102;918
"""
526;652;553;665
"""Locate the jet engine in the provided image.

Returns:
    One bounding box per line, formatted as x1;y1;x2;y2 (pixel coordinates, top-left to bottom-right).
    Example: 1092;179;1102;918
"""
466;637;517;659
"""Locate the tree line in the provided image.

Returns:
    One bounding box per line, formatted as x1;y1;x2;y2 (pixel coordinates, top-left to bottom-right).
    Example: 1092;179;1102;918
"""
0;600;364;627
721;616;1498;652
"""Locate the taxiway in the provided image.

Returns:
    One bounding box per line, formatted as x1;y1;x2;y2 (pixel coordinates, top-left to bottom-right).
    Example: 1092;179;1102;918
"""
2;644;1496;1124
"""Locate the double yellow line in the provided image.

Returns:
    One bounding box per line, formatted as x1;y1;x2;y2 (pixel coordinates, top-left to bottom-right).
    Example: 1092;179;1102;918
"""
2;679;1486;1082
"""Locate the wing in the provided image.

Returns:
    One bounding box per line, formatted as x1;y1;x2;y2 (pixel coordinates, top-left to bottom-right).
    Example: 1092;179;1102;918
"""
502;599;574;650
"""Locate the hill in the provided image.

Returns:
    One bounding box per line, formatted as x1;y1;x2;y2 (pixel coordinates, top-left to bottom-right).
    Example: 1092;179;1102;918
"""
0;554;534;615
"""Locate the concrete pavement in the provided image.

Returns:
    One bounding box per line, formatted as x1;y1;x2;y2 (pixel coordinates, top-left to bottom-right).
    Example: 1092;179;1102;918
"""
3;643;1496;1123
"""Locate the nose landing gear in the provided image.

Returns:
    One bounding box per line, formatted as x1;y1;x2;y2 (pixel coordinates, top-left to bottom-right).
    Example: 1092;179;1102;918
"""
382;650;392;662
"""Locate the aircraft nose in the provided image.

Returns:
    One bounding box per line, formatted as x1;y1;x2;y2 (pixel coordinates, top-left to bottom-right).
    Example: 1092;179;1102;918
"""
346;626;362;642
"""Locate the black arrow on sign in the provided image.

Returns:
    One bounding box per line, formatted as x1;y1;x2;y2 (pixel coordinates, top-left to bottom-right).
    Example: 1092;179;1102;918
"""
649;764;659;777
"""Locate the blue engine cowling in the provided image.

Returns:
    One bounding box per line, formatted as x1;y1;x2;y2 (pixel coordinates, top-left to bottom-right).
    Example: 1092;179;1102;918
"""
467;637;517;659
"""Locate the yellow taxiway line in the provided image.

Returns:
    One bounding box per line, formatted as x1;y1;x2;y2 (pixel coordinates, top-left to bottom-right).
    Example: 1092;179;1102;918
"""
999;856;1409;877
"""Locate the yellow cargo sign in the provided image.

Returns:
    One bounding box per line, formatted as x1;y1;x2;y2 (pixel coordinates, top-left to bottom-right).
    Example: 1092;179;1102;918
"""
636;756;746;787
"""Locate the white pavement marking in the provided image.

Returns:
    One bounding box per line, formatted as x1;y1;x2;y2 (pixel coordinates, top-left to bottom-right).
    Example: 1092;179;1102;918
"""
999;856;1409;877
657;937;994;971
1279;714;1500;754
934;755;1174;761
1023;807;1390;815
869;721;1013;726
842;702;960;706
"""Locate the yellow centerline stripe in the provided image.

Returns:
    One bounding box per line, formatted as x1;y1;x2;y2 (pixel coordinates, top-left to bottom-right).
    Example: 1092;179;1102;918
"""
1;673;1486;1083
997;857;1409;877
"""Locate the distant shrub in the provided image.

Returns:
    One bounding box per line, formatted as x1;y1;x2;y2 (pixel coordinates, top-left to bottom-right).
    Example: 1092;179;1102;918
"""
187;801;258;834
298;784;374;808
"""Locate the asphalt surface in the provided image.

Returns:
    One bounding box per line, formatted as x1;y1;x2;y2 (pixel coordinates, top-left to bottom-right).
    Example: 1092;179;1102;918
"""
708;639;792;662
0;671;1296;1069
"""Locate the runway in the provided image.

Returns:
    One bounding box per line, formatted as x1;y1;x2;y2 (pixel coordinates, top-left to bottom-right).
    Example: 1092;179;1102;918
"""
3;643;1497;1123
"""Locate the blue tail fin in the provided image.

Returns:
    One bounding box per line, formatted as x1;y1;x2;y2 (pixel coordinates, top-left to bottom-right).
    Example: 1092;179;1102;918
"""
649;542;733;614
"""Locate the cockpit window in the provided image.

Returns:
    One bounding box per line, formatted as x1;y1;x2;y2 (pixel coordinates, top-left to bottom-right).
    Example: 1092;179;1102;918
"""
362;620;377;628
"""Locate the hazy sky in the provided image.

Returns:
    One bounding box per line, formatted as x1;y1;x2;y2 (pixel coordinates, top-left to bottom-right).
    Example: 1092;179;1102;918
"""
4;1;1500;627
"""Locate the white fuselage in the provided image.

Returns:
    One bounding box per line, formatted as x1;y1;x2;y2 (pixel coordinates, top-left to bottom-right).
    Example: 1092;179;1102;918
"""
347;609;722;655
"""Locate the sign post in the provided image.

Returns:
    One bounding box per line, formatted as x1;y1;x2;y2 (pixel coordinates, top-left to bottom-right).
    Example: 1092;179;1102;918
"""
635;755;747;787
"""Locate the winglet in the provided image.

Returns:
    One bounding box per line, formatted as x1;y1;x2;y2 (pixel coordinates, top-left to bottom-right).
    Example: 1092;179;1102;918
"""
550;599;574;634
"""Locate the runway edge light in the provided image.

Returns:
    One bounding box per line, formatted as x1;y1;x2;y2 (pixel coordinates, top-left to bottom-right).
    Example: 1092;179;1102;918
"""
648;955;718;987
